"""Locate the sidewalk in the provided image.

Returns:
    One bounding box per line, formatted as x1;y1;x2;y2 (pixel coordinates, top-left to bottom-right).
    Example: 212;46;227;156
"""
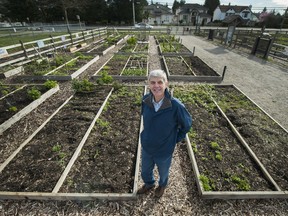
180;35;288;130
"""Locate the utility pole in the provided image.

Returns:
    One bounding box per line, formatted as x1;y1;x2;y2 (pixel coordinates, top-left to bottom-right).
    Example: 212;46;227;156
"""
132;0;136;26
280;7;288;30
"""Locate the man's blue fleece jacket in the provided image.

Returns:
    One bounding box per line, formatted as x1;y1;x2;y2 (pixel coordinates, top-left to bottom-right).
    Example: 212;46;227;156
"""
141;89;192;158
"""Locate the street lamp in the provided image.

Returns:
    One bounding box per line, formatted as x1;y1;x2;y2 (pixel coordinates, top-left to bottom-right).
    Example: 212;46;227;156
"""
76;15;82;30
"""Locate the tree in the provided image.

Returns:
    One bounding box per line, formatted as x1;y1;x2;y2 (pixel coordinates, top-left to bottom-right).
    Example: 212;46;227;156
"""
204;0;220;16
84;0;108;24
172;0;185;15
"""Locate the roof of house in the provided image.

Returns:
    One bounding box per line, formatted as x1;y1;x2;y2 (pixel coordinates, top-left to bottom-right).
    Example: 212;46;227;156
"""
218;5;251;13
179;3;208;14
222;15;244;25
144;3;173;15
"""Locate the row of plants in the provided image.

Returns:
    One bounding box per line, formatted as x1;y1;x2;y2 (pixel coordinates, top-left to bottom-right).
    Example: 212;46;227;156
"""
121;54;148;76
173;85;274;192
0;81;112;192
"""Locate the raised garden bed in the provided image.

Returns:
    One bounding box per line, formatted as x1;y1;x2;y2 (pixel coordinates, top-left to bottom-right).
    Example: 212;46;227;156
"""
93;54;148;82
213;85;288;191
18;54;99;81
0;86;112;194
173;84;288;199
59;86;143;195
155;35;192;56
0;65;23;79
0;83;59;135
0;85;143;200
163;56;224;83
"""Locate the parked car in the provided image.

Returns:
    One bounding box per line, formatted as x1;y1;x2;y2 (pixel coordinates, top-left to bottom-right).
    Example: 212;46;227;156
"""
134;23;153;29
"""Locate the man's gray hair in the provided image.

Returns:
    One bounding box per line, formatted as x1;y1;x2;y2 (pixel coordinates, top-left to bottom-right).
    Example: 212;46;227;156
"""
148;69;168;82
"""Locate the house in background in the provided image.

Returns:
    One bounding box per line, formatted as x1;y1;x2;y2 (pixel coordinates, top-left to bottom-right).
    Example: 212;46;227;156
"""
143;3;174;25
176;4;212;26
213;4;253;22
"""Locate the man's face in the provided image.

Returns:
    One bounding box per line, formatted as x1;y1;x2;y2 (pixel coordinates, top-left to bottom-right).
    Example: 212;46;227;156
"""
148;77;168;100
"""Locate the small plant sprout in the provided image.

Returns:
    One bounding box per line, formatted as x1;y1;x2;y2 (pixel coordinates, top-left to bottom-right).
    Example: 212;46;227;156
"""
215;150;223;161
199;175;213;191
210;141;221;150
8;106;18;112
231;175;251;191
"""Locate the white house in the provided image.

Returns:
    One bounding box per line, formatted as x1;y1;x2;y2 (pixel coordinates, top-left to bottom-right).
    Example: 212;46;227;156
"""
213;4;253;21
176;4;212;26
143;3;174;25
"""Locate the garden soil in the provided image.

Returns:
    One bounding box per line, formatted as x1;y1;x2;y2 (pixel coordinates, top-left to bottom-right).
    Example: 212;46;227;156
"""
0;35;288;215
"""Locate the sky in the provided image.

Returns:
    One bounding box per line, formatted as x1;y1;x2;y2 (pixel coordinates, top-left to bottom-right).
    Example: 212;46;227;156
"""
152;0;288;12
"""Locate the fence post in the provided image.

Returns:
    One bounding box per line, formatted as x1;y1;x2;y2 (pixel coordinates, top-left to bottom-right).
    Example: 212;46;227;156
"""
82;30;86;41
19;40;28;58
49;35;56;51
91;29;95;41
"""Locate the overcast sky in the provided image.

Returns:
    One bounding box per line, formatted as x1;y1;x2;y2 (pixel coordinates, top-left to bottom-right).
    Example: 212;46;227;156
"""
152;0;287;12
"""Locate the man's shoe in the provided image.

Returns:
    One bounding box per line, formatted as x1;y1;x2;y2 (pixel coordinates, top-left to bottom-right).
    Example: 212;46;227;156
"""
155;186;166;198
137;184;155;194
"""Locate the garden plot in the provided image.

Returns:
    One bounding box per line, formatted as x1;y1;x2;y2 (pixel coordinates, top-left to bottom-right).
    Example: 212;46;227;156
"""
87;34;126;56
163;56;224;82
174;84;288;199
93;54;130;76
0;86;112;198
119;41;149;54
155;35;192;56
212;85;288;192
59;86;143;197
93;54;148;82
18;53;99;81
0;83;59;135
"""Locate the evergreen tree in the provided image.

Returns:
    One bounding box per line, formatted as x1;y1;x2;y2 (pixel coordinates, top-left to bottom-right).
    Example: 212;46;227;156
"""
204;0;220;16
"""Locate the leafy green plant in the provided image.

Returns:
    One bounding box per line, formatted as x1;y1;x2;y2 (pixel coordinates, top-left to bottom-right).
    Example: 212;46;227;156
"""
52;144;61;152
97;118;110;129
27;87;41;100
215;150;223;161
122;68;146;76
210;141;221;150
127;36;137;45
8;106;18;112
231;175;251;191
1;89;8;96
44;80;58;89
72;79;94;92
96;71;113;85
199;175;213;191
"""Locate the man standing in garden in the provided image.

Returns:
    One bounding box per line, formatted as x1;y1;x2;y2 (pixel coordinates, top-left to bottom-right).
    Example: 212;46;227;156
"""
138;69;192;198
